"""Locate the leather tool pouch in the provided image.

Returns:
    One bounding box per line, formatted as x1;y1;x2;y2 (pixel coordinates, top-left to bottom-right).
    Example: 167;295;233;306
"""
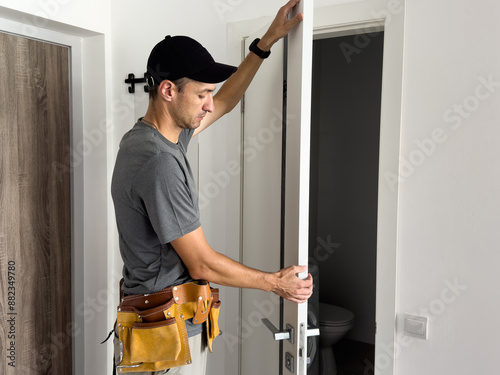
115;281;221;374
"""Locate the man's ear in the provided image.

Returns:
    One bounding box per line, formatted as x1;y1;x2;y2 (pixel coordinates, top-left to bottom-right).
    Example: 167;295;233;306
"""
158;80;175;101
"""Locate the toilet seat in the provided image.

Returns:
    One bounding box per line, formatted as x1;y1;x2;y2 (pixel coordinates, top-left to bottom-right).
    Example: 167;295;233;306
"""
319;303;354;327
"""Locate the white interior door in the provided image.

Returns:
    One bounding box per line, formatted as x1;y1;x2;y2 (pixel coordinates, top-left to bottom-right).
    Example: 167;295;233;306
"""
241;1;314;374
281;1;314;374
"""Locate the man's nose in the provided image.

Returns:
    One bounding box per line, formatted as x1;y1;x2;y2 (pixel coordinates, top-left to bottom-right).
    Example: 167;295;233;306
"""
203;95;214;113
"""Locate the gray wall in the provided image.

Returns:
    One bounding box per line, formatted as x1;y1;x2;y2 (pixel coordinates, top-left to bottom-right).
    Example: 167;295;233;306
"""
309;32;384;344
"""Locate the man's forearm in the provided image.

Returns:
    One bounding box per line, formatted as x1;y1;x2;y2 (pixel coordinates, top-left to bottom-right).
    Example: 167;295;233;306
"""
193;248;313;304
179;236;276;291
170;226;313;303
212;51;267;116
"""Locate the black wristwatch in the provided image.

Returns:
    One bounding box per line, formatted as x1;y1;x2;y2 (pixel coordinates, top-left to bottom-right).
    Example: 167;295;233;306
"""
249;38;271;59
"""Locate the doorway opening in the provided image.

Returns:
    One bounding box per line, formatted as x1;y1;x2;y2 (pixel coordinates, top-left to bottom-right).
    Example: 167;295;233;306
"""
308;30;384;375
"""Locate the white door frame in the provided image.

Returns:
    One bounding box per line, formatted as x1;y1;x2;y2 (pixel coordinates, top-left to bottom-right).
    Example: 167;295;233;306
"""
0;10;110;375
225;1;404;374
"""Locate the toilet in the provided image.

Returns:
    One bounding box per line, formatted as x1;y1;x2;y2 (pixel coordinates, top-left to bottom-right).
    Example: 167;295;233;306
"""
318;302;355;375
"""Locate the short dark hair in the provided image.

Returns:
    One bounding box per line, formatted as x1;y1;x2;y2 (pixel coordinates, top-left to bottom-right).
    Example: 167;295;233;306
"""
148;77;191;101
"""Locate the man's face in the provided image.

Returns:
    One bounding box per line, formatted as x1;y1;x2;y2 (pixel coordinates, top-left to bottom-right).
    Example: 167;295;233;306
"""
172;80;216;130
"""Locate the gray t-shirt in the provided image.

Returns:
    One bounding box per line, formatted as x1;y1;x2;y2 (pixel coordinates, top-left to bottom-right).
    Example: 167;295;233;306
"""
111;119;202;336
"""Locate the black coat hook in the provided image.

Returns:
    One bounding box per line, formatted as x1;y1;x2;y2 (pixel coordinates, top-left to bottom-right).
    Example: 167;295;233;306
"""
125;73;149;94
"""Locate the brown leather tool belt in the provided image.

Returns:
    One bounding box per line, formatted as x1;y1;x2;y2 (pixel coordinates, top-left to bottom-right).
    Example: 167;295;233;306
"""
115;280;221;373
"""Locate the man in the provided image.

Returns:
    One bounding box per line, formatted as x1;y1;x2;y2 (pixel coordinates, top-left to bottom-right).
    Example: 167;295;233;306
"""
111;1;313;374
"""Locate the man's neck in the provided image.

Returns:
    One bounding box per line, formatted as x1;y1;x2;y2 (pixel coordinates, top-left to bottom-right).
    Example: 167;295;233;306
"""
143;104;181;144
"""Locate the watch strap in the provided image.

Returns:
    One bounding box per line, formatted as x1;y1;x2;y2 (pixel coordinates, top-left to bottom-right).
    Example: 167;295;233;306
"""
249;38;271;59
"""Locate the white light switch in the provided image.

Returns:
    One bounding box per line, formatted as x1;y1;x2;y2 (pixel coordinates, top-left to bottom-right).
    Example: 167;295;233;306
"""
404;314;428;340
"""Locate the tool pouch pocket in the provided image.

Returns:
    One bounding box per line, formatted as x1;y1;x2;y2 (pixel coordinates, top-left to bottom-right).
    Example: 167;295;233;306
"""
207;300;221;352
116;305;191;373
130;319;181;363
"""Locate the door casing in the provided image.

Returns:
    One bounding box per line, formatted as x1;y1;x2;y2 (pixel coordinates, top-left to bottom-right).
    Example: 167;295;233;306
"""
0;12;110;375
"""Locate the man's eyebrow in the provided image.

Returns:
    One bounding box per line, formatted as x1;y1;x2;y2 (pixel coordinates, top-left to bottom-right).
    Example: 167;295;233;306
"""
198;87;216;93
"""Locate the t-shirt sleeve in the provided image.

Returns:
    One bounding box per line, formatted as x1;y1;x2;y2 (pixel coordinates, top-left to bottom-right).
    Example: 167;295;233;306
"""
179;128;195;151
134;153;200;244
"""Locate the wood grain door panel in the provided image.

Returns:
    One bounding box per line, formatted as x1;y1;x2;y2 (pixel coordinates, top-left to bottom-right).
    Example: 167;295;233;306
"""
0;32;72;375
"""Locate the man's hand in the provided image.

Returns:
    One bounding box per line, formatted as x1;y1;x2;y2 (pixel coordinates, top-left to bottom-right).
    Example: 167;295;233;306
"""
270;265;313;304
258;0;305;51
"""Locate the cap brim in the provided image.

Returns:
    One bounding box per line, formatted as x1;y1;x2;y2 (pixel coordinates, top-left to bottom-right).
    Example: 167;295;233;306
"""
188;62;238;84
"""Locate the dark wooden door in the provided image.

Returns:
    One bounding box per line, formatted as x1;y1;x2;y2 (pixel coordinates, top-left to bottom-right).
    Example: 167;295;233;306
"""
0;32;72;374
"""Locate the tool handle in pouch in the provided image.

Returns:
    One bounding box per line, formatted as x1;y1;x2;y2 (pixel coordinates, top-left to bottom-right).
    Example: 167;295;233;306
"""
206;300;222;352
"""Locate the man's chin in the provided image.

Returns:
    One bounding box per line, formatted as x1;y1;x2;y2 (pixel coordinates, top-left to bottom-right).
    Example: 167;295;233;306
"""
180;121;202;130
193;118;204;128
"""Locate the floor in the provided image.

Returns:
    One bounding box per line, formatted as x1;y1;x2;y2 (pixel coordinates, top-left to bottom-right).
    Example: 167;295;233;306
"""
335;339;375;375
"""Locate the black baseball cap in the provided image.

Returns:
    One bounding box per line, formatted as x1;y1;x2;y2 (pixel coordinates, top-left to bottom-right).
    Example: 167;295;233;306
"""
147;35;237;85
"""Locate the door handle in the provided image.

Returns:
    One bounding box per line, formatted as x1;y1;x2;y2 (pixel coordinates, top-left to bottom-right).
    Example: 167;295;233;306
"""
307;324;320;337
262;318;295;344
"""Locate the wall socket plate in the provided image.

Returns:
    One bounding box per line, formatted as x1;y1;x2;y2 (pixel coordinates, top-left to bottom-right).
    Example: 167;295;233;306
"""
404;314;428;340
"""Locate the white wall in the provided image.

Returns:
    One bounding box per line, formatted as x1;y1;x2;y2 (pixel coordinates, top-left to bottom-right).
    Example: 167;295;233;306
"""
0;0;110;34
393;0;500;374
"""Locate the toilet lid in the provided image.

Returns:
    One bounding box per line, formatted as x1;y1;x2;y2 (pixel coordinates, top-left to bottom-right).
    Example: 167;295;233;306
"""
319;303;354;326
